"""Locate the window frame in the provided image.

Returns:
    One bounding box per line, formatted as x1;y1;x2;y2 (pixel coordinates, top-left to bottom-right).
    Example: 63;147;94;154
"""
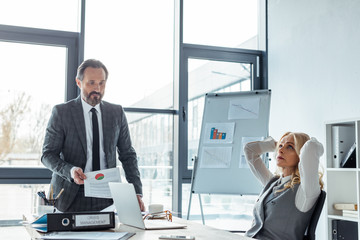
173;0;267;217
181;44;265;180
0;0;267;223
0;21;82;184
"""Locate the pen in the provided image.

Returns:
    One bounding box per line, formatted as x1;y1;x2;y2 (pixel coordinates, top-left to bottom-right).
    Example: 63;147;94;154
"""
55;188;64;200
37;191;49;204
49;184;53;200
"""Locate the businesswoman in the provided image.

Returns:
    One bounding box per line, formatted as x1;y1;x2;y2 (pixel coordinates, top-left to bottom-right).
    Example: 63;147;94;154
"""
244;132;324;240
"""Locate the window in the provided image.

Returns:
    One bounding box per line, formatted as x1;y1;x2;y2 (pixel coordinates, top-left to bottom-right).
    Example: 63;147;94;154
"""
0;0;80;32
84;0;176;211
178;45;263;179
178;47;263;231
187;58;252;168
182;183;257;231
176;0;266;228
126;112;174;210
0;1;267;234
85;0;174;109
184;0;261;50
0;184;49;221
0;42;66;168
0;12;80;228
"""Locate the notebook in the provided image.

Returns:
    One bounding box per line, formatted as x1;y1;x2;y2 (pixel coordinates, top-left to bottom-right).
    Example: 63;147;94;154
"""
109;182;186;230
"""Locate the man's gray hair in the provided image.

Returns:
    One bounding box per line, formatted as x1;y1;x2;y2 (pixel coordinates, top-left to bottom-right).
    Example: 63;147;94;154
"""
76;59;109;81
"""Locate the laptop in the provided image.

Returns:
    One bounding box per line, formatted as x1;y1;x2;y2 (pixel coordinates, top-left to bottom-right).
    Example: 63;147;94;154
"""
109;182;186;230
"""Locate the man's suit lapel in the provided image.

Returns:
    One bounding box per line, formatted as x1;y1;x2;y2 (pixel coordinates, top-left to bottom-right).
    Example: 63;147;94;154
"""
71;96;87;157
100;102;112;163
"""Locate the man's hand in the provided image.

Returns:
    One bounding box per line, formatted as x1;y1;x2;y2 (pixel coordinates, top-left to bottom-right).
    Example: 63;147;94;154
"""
137;195;145;212
73;167;87;185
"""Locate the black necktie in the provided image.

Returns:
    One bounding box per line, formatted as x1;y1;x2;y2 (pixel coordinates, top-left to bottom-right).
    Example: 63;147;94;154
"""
91;108;100;171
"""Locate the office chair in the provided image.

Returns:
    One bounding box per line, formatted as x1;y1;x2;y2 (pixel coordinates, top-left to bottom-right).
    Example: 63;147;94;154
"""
303;190;327;240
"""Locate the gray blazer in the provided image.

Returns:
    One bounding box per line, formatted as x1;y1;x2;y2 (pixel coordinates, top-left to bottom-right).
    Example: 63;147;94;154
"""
246;177;315;240
41;96;142;212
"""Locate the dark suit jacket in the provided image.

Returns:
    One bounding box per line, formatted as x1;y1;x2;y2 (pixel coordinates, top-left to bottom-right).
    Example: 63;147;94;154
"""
41;96;142;212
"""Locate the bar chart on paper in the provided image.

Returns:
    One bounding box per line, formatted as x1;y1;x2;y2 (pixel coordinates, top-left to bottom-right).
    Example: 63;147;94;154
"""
210;128;227;139
204;123;235;145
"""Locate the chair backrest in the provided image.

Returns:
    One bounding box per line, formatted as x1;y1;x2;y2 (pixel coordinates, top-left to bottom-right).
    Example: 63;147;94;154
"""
304;190;326;240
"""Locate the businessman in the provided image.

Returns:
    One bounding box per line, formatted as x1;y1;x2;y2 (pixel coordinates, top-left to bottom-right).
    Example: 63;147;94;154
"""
42;59;144;212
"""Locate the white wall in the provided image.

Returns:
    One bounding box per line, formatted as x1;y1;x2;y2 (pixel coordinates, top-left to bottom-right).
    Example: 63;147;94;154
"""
268;0;360;238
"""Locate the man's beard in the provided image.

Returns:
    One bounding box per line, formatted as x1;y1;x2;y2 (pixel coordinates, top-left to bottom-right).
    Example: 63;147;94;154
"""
85;91;102;106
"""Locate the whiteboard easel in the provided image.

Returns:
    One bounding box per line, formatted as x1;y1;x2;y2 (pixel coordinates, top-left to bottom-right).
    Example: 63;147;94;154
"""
187;90;271;224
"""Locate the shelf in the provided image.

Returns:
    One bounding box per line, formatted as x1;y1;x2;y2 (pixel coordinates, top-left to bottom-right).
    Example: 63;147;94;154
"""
325;119;360;239
326;168;358;172
328;214;359;222
325;118;360;125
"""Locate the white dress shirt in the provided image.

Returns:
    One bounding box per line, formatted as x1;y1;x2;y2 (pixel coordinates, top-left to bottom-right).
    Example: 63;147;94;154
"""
81;98;107;172
70;98;108;178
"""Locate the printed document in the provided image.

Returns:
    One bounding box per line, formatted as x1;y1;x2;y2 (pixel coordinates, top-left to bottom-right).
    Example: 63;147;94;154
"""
84;167;121;198
40;231;131;239
200;146;232;168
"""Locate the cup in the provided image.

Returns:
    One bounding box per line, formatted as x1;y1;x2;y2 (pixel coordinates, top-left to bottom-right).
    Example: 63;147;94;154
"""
148;204;164;214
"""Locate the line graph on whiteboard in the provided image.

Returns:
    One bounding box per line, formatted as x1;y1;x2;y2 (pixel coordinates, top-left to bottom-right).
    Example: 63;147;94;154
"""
228;97;260;119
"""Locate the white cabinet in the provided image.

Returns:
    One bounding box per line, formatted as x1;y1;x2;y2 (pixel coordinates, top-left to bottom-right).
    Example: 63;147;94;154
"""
325;119;360;239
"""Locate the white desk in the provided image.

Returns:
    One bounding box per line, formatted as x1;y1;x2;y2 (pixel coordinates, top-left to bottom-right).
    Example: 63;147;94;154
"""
25;217;253;240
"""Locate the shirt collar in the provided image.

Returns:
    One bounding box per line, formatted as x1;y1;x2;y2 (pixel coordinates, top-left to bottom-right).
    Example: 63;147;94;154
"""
280;175;291;184
80;97;101;113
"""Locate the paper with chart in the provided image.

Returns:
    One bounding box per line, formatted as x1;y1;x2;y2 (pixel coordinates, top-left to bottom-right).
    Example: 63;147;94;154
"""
228;97;260;119
84;167;121;198
239;136;264;168
200;146;232;168
204;122;235;144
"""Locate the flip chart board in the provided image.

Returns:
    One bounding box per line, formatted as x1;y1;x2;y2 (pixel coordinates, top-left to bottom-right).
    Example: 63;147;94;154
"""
191;90;271;195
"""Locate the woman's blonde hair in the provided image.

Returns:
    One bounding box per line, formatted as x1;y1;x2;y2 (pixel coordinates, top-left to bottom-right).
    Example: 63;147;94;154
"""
275;132;324;192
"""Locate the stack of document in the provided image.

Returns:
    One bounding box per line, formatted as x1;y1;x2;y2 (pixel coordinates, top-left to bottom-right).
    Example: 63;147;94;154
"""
342;210;358;219
334;203;358;219
40;231;134;240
